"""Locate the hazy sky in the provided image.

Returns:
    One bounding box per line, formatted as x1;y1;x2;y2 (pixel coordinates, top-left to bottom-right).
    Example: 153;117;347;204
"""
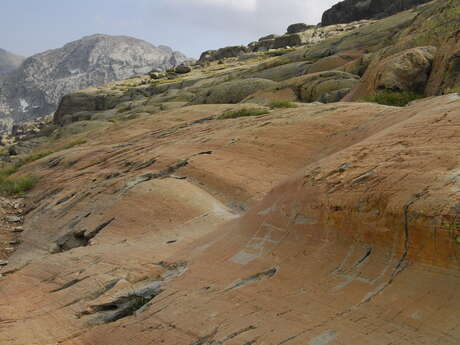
1;0;339;58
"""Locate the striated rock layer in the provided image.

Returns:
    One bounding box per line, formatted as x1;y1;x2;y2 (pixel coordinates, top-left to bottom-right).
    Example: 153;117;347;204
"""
0;95;460;344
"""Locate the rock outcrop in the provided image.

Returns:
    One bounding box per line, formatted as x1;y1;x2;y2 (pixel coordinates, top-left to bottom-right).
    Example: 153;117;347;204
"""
0;1;460;344
248;20;373;52
199;46;249;63
286;23;315;34
285;71;360;103
192;78;278;104
0;34;190;133
321;0;433;26
344;46;437;100
0;49;24;76
426;30;460;95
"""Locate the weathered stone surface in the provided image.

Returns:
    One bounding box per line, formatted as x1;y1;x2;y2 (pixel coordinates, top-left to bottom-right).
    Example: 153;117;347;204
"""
286;23;315;34
174;65;192;74
426;30;460;96
192;78;278;104
2;96;460;345
249;20;373;52
321;0;432;26
308;50;364;73
249;61;312;82
199;46;249;62
345;46;437;100
281;71;359;102
258;34;278;41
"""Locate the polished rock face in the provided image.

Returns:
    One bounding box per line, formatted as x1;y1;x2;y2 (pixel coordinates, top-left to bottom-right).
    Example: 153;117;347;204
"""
0;34;189;133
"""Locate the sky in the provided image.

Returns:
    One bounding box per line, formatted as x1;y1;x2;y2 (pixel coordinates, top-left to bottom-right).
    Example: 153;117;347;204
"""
1;0;339;59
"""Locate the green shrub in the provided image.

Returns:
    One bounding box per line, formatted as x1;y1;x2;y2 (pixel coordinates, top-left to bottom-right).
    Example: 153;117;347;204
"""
17;152;53;168
444;87;460;94
63;139;87;150
217;108;269;120
270;100;298;109
365;90;423;107
0;175;38;195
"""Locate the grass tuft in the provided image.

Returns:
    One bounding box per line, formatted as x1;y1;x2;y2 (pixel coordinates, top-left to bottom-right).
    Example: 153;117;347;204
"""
217;108;269;120
444;87;460;94
0;175;38;196
269;100;298;109
365;91;423;107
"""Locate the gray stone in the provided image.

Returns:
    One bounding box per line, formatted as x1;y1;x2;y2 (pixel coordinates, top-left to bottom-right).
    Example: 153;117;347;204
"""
287;23;315;34
5;216;21;223
175;65;192;74
0;34;192;134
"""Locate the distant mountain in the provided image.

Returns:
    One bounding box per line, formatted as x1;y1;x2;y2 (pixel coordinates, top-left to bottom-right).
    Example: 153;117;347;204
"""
0;34;191;132
0;49;25;76
321;0;432;26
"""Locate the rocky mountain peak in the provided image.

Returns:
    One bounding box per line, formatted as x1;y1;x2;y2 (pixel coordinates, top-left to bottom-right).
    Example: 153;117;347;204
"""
0;48;25;76
0;34;192;133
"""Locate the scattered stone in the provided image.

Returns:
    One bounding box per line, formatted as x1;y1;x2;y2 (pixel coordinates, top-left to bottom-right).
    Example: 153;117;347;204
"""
5;216;22;223
11;226;24;233
0;260;8;266
9;240;20;245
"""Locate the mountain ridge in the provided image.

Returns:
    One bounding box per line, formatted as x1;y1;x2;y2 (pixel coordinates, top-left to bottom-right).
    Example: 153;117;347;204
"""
0;48;24;76
0;34;191;133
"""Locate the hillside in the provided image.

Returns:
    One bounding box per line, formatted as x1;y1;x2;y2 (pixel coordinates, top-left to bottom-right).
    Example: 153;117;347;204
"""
0;48;24;76
0;0;459;344
321;0;433;25
0;34;191;133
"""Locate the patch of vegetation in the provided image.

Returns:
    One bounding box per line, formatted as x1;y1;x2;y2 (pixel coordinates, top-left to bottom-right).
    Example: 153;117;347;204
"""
217;108;269;120
365;90;423;107
62;139;87;150
16;151;53;168
270;100;298;109
0;175;38;196
444;87;460;94
265;48;296;57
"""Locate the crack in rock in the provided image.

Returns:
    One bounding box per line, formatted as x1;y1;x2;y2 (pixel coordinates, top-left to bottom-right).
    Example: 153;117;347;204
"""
225;267;278;291
51;218;115;253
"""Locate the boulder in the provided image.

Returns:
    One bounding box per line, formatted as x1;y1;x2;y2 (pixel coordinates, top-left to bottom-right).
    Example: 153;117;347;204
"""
287;23;315;34
273;33;307;49
321;0;432;26
338;53;372;76
344;46;437;101
175;65;192;74
280;71;360;103
192;78;278;104
299;71;360;102
259;34;279;41
199;46;249;63
426;31;460;96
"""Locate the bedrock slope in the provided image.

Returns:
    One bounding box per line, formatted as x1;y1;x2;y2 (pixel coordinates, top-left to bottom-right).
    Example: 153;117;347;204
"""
0;94;459;344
